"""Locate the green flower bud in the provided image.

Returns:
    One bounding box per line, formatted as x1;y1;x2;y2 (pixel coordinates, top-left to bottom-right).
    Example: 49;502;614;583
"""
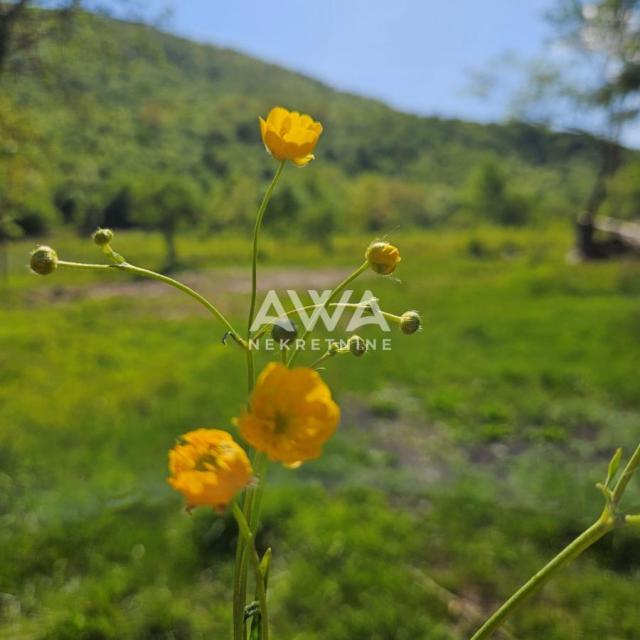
271;320;298;345
348;334;367;357
328;341;341;354
30;246;58;275
400;311;421;335
92;227;114;246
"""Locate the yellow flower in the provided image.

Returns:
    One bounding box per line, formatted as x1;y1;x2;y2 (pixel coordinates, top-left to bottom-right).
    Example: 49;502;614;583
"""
259;106;323;167
236;363;340;467
168;429;253;513
365;241;401;275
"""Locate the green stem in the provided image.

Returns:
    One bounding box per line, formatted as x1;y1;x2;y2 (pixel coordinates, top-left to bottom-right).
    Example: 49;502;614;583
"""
612;443;640;505
57;260;244;346
233;452;268;640
246;348;255;399
232;503;269;640
309;350;338;369
469;514;615;640
232;533;246;640
287;261;369;367
233;162;283;639
248;454;268;533
247;161;285;338
275;300;394;321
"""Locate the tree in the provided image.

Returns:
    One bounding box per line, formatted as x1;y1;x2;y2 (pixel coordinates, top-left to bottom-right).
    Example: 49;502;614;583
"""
0;1;152;79
0;210;22;282
602;158;640;219
133;175;203;271
0;1;155;242
516;0;640;254
0;1;83;79
558;3;638;201
465;160;530;226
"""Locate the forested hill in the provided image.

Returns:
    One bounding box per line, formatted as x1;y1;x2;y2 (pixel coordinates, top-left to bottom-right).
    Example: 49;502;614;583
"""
0;11;610;235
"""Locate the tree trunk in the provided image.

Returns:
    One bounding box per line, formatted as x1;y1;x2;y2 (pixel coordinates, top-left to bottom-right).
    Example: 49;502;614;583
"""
0;240;8;283
163;228;177;272
576;137;622;259
0;0;30;76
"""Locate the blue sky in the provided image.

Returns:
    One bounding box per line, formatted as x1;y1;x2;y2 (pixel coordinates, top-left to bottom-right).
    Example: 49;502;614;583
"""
131;0;554;122
113;0;640;144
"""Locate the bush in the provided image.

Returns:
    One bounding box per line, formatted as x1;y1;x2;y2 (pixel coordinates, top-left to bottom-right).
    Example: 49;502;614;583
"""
603;160;640;220
133;175;204;269
13;188;58;236
465;160;531;226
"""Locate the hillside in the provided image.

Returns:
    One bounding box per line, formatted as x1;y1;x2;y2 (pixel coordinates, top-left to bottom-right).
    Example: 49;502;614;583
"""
0;11;611;236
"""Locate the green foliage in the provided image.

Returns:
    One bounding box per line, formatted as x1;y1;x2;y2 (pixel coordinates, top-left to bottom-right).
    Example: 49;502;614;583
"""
1;226;639;638
347;173;433;231
133;175;204;268
11;184;59;234
465;160;531;226
0;11;618;242
603;159;640;219
0;212;23;242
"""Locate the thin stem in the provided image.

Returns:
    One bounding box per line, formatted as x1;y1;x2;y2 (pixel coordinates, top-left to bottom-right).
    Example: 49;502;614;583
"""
232;530;246;640
57;260;244;347
248;454;269;533
247;161;285;338
287;261;369;367
233;452;268;640
275;300;396;321
612;443;640;505
309;350;337;370
233;163;283;640
469;515;614;640
246;349;255;398
472;440;640;639
232;502;269;640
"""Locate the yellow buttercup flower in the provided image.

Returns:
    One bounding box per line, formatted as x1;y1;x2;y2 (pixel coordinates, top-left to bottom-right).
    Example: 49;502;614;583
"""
365;241;401;275
168;429;253;513
259;106;323;167
236;362;340;467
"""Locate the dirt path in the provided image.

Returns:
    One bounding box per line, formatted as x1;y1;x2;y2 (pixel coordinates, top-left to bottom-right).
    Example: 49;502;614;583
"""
26;266;362;305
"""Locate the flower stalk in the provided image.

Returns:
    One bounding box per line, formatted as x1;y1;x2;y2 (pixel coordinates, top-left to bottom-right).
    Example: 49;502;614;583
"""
233;159;285;639
28;107;419;640
470;444;640;640
287;260;369;366
57;260;244;345
233;452;268;640
469;516;615;640
232;502;269;640
247;161;286;338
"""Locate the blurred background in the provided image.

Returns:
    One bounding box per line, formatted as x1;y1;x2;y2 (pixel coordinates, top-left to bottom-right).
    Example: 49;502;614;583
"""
1;1;639;638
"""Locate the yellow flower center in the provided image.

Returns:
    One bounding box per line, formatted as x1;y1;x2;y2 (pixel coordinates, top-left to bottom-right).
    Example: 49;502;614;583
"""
274;413;290;434
194;452;220;471
279;117;292;136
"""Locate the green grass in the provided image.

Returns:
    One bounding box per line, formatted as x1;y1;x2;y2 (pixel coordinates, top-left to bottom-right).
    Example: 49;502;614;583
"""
1;225;639;639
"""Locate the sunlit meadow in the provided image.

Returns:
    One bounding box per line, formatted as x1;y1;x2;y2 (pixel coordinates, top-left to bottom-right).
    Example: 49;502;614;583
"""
2;2;640;638
3;195;640;638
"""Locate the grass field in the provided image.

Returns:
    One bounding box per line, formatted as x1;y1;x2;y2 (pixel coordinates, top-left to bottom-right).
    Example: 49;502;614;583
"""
1;225;639;639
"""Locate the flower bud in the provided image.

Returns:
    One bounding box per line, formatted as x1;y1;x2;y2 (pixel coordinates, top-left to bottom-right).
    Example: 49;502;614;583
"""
348;334;367;357
328;341;341;354
92;227;114;246
400;311;421;335
30;246;58;275
365;241;401;275
271;320;298;345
